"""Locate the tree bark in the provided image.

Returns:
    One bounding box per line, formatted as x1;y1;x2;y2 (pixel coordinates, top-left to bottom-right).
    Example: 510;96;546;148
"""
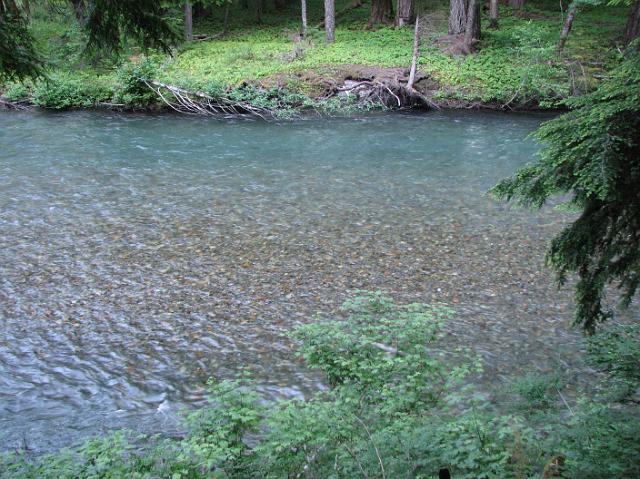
449;0;468;35
324;0;335;42
184;1;193;40
368;0;393;28
464;0;480;47
557;2;577;51
1;0;19;15
396;0;412;27
407;16;420;89
223;3;230;33
509;0;524;9
625;0;640;44
489;0;498;29
275;0;286;10
301;0;308;37
22;0;30;17
255;0;264;23
68;0;86;23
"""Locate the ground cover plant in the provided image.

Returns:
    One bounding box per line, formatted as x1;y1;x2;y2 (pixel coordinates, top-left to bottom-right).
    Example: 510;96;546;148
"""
2;292;638;478
0;0;632;111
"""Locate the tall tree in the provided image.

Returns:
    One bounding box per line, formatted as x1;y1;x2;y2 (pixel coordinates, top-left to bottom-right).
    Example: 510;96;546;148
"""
368;0;393;28
448;0;468;34
509;0;524;9
85;0;178;54
448;0;479;42
184;1;193;40
492;44;640;334
301;0;307;37
463;0;480;48
396;0;412;26
2;0;177;81
324;0;334;42
68;0;86;23
625;0;640;43
407;15;420;89
557;1;578;51
0;0;41;80
489;0;499;29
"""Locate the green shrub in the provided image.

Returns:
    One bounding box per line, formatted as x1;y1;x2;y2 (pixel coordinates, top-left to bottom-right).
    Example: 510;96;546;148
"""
510;371;563;412
32;73;113;109
3;294;639;479
548;401;640;479
1;83;31;102
113;57;160;108
587;324;640;399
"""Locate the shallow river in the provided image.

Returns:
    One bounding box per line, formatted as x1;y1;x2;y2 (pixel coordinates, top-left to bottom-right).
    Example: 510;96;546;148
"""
0;110;626;452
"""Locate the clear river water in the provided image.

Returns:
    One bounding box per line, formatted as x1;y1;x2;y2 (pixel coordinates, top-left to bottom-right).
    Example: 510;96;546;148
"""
1;110;633;453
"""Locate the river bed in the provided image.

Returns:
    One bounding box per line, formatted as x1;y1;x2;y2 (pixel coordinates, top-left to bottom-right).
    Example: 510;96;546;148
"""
0;110;624;452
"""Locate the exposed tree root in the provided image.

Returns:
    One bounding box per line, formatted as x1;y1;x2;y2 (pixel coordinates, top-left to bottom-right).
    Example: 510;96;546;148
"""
141;73;440;119
332;78;440;110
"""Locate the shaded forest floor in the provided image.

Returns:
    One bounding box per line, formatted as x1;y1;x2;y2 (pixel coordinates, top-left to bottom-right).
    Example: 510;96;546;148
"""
0;0;631;111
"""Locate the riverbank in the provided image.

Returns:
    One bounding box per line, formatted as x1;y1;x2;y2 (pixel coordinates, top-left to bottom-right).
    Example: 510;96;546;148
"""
0;0;630;115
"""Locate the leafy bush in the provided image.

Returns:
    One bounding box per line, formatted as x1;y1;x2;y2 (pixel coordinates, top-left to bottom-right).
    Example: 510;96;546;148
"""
492;43;640;332
32;73;113;109
2;295;639;479
113;57;161;108
548;401;640;479
510;372;563;412
587;324;640;399
0;82;31;102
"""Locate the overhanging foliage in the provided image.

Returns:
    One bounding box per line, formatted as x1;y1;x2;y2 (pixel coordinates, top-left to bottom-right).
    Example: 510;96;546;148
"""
492;42;640;333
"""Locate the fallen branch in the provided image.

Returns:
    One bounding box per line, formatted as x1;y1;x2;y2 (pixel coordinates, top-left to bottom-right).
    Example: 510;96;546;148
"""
0;98;31;110
142;79;275;119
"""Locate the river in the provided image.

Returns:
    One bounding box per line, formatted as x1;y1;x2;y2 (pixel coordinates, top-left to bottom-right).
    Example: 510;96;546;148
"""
0;110;612;452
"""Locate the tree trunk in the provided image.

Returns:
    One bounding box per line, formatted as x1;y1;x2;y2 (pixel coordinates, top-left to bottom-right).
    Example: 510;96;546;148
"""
301;0;308;37
223;4;230;33
557;2;577;51
449;0;468;35
22;0;30;17
396;0;412;27
407;16;420;89
184;1;193;40
625;0;640;44
464;0;480;47
324;0;335;42
68;0;86;23
255;0;263;23
489;0;498;29
275;0;286;10
509;0;524;9
368;0;393;28
1;0;19;15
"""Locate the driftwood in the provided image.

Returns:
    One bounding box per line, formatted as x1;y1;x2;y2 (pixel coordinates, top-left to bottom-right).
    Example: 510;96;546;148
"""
142;72;439;118
142;79;276;119
0;98;31;110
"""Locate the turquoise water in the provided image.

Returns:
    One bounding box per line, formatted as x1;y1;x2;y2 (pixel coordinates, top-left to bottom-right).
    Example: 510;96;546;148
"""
0;110;595;452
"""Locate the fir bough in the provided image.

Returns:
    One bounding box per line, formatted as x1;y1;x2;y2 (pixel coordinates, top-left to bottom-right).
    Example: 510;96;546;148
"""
492;42;640;333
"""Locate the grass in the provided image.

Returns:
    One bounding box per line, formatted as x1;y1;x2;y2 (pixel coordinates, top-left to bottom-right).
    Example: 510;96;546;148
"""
1;0;631;109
